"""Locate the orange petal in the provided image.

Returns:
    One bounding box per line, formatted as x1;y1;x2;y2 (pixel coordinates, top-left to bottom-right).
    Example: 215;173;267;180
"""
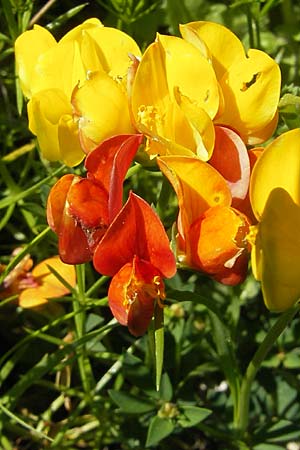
47;174;75;232
19;256;76;308
158;156;231;235
108;256;163;336
189;205;250;283
67;178;109;229
93;192;176;278
85;134;143;221
209;126;250;204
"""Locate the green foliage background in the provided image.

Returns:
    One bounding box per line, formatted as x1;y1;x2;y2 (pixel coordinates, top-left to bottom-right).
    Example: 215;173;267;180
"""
1;1;300;449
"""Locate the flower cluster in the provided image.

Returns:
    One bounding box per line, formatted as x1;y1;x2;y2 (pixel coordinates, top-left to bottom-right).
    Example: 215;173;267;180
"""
15;18;300;334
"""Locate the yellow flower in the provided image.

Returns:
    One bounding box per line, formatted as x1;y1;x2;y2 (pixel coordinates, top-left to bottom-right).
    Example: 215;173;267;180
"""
249;128;300;311
0;253;76;309
180;21;281;145
15;19;140;165
27;89;84;166
131;33;219;160
18;256;76;308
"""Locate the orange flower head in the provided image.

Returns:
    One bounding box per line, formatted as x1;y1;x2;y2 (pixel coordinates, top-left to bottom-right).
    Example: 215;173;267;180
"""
47;134;143;264
94;192;176;335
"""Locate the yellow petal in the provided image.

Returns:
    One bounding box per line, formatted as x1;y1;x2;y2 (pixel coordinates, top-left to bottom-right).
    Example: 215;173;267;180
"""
19;256;76;308
131;39;213;157
58;115;85;166
157;33;219;119
174;87;215;161
85;26;141;81
59;18;103;43
28;89;72;161
31;40;86;98
158;156;231;230
15;24;56;98
180;21;245;80
253;188;300;311
72;71;135;153
250;128;300;220
131;40;170;127
216;49;281;144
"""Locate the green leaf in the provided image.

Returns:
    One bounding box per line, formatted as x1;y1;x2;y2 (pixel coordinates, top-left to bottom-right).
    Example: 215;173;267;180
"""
46;4;89;31
279;93;300;129
208;311;240;414
145;416;174;447
108;390;155;414
154;302;164;391
283;351;300;369
85;313;104;332
159;372;173;402
253;445;288;450
177;405;211;428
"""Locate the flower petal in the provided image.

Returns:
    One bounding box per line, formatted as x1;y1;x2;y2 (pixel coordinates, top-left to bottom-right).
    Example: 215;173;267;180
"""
28;89;72;161
174;87;215;161
59;18;103;43
157;33;219;119
217;49;281;144
209;126;250;204
58;115;85;166
189;205;250;284
19;256;76;308
250;128;300;221
253;188;300;311
67;178;109;229
108;257;162;336
15;24;57;98
84;26;141;81
47;174;74;233
85;134;143;221
180;21;245;79
47;175;95;264
31;40;87;98
72;71;135;153
93;192;176;278
158;156;231;235
131;35;218;157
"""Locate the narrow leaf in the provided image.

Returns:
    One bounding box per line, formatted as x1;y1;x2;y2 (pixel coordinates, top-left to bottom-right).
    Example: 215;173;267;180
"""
154;302;164;391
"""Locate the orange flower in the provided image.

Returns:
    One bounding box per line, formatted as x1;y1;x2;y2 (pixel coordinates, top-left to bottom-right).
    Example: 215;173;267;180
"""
1;252;76;308
158;156;250;285
93;192;176;336
47;134;143;264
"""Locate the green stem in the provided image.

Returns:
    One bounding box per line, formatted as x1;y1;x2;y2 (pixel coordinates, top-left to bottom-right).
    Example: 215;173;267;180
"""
0;227;51;285
235;302;300;439
0;165;65;209
156;176;173;221
246;5;255;49
73;264;94;397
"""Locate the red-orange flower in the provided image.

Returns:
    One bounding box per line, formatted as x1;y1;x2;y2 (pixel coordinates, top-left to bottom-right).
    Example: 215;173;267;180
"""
158;156;250;285
47;134;143;264
93;192;176;336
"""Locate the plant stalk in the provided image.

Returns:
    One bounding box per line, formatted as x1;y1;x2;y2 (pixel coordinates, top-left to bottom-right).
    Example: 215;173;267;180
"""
73;264;94;397
235;302;300;439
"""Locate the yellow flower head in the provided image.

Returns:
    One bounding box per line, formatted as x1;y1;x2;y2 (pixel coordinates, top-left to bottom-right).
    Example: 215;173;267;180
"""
1;253;76;309
131;33;219;160
180;21;281;145
249;128;300;311
15;19;141;165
